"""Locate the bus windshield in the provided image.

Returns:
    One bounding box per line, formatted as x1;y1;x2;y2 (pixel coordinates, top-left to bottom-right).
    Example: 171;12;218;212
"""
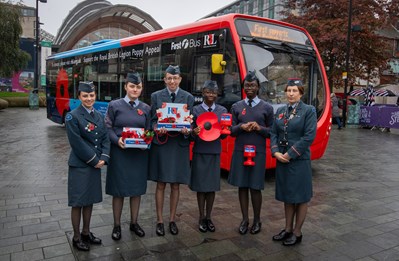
240;37;325;118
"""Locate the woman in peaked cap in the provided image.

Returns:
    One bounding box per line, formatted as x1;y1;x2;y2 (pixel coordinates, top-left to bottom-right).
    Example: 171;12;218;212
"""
65;81;110;251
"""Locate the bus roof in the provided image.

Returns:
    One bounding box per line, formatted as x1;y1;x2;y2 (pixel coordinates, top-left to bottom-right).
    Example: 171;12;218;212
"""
48;13;307;61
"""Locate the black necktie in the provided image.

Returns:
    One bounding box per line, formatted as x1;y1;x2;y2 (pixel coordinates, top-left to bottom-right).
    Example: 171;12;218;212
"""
129;101;135;107
90;111;94;117
208;107;212;112
288;106;293;113
171;92;176;102
248;99;253;107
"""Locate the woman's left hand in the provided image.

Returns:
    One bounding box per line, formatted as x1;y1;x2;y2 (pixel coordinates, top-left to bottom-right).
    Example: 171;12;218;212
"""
180;127;191;135
95;160;105;168
248;121;261;131
118;137;125;149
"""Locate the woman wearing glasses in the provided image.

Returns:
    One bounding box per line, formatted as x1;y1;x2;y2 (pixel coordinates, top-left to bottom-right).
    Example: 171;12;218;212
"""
148;65;194;236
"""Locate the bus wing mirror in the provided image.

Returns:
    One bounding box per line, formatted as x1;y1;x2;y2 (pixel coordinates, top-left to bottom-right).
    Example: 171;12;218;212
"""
212;54;226;74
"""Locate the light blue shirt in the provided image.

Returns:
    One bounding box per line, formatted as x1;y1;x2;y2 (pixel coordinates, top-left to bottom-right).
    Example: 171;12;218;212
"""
167;87;180;96
245;96;260;106
201;102;216;112
123;96;139;107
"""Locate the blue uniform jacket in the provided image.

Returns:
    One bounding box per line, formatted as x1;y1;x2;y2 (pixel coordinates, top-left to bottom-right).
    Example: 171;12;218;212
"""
270;101;317;160
65;105;110;167
150;87;194;146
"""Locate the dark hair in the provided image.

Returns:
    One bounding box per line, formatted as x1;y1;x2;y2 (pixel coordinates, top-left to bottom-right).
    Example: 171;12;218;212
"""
285;84;304;95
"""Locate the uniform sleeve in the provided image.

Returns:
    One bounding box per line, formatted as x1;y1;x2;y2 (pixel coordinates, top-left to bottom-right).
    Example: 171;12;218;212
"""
287;106;317;160
257;104;274;138
188;106;200;142
144;104;152;130
230;103;244;137
100;120;111;164
270;111;280;156
65;113;100;167
150;92;158;130
187;94;195;112
105;102;119;145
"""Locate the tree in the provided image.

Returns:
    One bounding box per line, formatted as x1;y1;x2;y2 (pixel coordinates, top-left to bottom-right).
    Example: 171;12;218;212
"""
281;0;399;91
0;0;31;77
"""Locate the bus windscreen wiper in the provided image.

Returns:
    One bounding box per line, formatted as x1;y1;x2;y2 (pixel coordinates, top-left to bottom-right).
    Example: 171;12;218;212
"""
241;37;287;52
281;41;315;57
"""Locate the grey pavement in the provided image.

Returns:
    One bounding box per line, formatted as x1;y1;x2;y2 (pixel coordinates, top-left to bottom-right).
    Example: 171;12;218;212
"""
1;108;399;261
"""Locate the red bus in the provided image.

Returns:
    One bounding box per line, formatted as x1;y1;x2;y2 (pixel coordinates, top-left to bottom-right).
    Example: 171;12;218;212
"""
46;13;331;170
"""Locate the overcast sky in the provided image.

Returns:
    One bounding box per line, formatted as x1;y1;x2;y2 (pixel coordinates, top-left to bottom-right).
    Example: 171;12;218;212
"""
20;0;235;36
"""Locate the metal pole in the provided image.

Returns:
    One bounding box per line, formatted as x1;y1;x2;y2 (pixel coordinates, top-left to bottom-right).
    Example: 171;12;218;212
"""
34;0;39;92
343;0;353;127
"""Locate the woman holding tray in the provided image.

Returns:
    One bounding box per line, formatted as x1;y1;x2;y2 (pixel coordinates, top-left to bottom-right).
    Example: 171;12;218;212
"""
105;72;151;240
148;65;194;236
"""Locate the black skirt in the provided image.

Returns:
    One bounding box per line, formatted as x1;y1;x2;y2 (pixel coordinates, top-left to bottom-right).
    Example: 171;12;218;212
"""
190;153;220;192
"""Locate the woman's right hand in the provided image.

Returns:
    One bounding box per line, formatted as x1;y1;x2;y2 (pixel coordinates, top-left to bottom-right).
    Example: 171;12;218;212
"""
274;152;290;163
157;127;167;136
193;126;201;136
118;137;125;149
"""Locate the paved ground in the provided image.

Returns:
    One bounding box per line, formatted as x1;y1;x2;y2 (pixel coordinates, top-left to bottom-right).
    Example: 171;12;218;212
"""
1;108;399;261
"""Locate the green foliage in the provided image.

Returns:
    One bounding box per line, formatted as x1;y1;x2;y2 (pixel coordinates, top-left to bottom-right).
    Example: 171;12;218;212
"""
0;0;31;77
0;91;28;97
0;91;45;97
281;0;399;89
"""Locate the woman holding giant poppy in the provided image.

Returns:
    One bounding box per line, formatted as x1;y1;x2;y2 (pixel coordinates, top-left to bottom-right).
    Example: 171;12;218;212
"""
270;79;317;246
105;72;151;240
65;82;110;251
190;80;227;233
228;71;274;235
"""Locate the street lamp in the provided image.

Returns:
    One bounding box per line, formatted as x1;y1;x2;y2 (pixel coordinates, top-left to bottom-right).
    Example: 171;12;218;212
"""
34;0;47;92
342;0;353;127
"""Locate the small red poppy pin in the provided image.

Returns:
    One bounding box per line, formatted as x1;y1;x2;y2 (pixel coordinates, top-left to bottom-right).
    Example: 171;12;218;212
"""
278;113;284;120
242;108;246;115
85;122;96;132
137;109;143;116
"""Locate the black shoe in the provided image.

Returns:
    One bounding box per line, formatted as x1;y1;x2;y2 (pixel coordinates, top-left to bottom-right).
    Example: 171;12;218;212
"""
156;223;165;236
272;229;292;241
72;238;90;251
112;226;121;241
239;220;249;235
130;223;145;237
81;232;102;245
169;221;179;235
199;219;207;233
283;234;302;246
206;219;215;232
250;222;262;234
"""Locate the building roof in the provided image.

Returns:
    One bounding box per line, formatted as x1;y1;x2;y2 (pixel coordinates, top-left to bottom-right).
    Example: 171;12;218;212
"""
54;0;162;51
